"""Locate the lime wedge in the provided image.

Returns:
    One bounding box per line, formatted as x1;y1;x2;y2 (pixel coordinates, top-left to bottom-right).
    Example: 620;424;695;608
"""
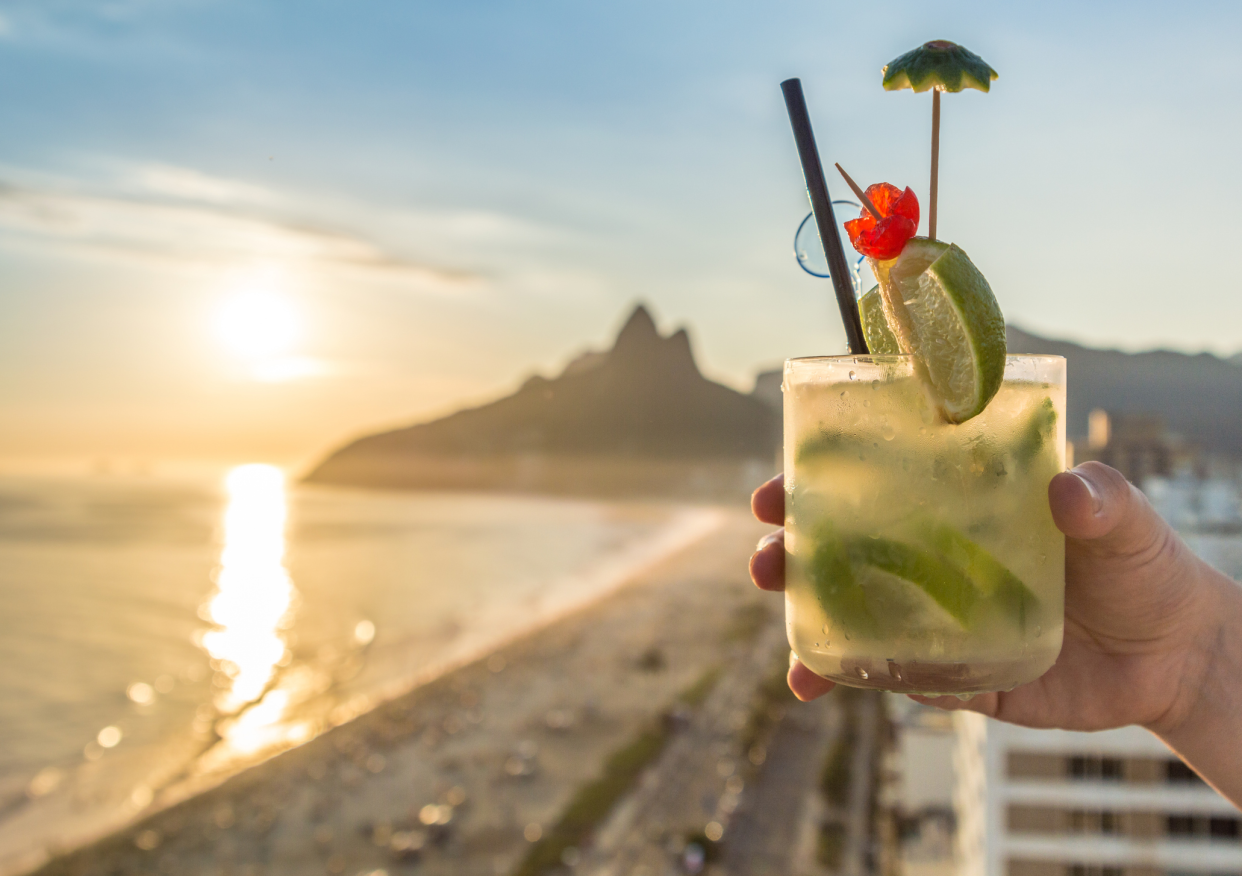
902;517;1036;631
917;522;1034;599
858;286;902;355
872;239;1006;423
844;536;977;626
804;521;1035;638
804;526;878;638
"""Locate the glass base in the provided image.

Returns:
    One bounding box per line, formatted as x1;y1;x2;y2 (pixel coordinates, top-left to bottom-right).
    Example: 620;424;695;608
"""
803;649;1059;696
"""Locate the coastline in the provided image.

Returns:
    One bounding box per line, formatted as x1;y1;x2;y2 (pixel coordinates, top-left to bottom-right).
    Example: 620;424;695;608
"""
13;506;768;876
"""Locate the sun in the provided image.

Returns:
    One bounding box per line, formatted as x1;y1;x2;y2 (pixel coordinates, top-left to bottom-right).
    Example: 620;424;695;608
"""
216;290;298;360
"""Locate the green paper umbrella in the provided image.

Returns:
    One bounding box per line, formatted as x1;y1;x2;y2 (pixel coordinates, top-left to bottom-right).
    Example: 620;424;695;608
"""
881;40;997;240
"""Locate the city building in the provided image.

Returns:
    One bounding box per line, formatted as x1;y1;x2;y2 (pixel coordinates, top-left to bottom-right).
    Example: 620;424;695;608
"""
1074;409;1199;485
954;713;1242;876
1074;407;1241;534
886;696;957;876
1145;474;1242;534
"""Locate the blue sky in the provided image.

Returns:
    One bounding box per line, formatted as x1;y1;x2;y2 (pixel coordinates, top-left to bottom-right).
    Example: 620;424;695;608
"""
1;0;1239;468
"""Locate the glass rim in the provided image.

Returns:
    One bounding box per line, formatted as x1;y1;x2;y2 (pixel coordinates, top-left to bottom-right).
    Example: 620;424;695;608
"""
785;353;1065;365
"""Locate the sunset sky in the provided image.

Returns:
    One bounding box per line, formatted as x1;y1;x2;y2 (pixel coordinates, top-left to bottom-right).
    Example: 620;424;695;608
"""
2;0;1240;471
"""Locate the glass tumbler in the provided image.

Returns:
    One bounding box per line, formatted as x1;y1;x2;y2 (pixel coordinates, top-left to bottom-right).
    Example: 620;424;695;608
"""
783;355;1066;694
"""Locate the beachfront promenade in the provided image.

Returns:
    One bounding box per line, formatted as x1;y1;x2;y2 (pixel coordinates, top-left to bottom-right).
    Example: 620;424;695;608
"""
25;511;877;876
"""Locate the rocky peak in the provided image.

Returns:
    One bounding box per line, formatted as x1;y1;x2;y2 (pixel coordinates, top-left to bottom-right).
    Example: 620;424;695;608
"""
612;304;660;353
608;304;699;377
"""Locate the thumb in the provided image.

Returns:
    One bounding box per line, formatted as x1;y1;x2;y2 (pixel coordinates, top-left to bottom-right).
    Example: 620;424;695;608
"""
1049;461;1168;551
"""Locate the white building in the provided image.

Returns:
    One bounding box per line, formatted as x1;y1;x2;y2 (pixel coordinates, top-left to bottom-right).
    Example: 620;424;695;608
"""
954;713;1242;876
887;696;957;876
1144;475;1242;534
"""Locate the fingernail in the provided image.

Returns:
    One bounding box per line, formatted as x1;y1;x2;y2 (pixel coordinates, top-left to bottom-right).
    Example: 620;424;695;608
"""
755;532;782;552
1073;470;1104;515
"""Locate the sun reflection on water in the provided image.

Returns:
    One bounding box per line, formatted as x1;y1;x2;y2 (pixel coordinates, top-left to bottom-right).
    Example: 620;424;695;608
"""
200;465;298;752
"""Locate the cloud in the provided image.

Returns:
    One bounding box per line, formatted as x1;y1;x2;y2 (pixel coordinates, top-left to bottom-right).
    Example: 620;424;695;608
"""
291;188;571;268
131;164;274;206
0;173;475;290
0;159;595;308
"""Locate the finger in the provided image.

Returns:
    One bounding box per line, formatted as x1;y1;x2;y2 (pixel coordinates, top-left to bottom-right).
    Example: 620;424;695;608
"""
749;530;785;591
1049;461;1168;549
788;660;835;701
751;474;784;526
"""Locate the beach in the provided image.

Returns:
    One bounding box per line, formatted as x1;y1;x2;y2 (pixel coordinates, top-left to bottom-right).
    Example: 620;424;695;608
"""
0;476;731;875
20;508;853;876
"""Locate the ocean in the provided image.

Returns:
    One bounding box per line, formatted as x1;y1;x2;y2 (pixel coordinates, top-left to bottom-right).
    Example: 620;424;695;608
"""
0;469;723;872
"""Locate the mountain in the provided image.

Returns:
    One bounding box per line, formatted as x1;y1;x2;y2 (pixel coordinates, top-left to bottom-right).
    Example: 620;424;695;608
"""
1005;326;1242;455
305;305;779;497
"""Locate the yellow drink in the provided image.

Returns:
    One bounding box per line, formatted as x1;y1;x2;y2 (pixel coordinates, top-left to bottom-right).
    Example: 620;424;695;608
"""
784;355;1066;693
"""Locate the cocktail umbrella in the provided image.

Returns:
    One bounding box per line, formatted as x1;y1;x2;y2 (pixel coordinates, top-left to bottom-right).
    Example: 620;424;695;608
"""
882;40;997;241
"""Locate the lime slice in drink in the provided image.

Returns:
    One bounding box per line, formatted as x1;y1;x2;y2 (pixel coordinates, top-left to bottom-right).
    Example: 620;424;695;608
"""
872;239;1006;423
858;286;902;355
916;521;1035;602
844;535;977;626
889;514;1035;631
804;525;879;638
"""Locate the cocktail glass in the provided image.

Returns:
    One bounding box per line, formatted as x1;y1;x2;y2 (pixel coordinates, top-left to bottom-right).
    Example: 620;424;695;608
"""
783;354;1066;694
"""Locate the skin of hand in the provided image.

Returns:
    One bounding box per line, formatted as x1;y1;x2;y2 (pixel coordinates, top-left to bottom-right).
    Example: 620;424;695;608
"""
749;462;1242;807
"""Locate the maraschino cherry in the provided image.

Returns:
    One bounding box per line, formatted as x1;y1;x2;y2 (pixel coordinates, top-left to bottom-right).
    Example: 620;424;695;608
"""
843;183;919;260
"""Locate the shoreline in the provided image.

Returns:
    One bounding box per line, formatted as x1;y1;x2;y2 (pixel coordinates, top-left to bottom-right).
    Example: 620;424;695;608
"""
8;505;755;876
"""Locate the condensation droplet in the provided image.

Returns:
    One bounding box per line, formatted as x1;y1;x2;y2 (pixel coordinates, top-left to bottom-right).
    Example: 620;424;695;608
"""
887;661;903;682
863;399;871;408
1034;625;1043;638
855;667;869;680
882;424;896;441
870;380;880;391
1038;554;1047;564
955;693;973;701
840;390;849;399
848;370;856;380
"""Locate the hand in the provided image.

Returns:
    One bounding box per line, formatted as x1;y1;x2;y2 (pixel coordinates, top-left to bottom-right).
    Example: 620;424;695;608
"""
748;473;839;702
750;464;1242;803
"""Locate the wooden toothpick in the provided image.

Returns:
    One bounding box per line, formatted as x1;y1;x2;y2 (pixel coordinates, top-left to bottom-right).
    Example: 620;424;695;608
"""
929;89;941;241
834;163;883;222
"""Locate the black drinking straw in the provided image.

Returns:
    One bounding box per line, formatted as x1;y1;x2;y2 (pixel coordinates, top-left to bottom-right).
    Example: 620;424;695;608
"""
780;78;868;354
